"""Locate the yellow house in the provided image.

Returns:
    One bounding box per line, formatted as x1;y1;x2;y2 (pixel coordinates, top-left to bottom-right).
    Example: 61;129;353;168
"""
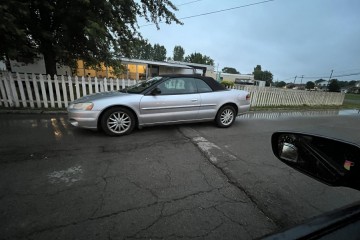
76;60;148;80
76;58;214;80
6;56;214;79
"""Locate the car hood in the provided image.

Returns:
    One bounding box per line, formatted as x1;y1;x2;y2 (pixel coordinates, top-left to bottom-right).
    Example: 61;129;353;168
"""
72;91;127;103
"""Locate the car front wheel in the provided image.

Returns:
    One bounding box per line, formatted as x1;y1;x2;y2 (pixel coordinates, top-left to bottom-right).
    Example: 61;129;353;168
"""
216;105;236;128
101;107;135;136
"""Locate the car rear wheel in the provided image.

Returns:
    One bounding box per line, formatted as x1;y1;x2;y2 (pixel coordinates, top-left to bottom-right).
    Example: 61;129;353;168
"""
101;107;135;136
216;105;236;128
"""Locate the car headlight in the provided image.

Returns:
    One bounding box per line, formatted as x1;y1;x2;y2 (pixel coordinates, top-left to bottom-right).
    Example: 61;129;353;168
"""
69;102;94;110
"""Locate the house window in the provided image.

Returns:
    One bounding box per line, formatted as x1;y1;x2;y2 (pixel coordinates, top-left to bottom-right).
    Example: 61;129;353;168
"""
127;64;146;80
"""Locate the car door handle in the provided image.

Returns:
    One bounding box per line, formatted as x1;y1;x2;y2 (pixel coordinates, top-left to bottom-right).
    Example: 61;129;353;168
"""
191;99;198;102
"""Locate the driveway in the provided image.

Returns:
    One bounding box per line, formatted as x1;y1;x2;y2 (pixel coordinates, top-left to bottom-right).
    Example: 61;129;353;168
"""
0;111;359;239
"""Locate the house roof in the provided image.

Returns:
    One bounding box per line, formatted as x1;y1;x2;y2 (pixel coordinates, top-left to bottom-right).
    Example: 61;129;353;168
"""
167;60;214;70
120;58;202;69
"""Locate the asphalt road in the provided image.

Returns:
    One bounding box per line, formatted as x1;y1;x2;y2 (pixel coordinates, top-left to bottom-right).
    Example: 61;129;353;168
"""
1;111;360;239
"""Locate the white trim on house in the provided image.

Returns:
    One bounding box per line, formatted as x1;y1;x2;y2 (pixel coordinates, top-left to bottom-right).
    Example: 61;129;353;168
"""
119;58;193;69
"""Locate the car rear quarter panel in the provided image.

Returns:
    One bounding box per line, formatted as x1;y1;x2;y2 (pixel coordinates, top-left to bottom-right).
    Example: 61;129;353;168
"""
198;89;250;119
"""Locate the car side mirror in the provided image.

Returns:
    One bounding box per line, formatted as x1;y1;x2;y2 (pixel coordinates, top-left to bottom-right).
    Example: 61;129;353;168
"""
271;132;360;191
151;88;161;95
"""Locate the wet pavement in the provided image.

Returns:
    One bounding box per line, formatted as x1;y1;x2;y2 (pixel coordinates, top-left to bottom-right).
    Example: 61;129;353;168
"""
239;109;360;119
1;111;360;239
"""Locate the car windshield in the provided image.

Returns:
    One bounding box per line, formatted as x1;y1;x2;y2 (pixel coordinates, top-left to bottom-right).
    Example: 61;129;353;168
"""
121;76;164;94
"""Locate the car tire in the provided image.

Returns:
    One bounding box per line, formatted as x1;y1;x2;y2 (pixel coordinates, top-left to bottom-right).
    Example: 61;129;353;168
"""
101;107;135;136
216;105;236;128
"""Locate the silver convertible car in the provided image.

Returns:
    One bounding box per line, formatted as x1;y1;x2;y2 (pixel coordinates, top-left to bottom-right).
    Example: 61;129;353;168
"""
67;74;250;136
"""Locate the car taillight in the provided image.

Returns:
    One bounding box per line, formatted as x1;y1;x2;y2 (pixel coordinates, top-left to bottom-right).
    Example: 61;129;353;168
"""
246;94;251;101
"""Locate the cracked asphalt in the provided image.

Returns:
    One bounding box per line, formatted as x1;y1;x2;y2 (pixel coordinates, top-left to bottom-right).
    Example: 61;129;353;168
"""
1;112;360;239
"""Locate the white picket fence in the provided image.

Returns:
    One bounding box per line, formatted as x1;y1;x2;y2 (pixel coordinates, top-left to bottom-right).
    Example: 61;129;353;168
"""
234;85;344;107
0;73;345;109
0;73;140;108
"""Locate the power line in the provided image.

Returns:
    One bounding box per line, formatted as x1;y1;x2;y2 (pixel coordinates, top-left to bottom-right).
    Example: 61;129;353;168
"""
177;0;203;7
281;72;360;82
180;0;274;20
301;72;360;79
140;0;275;27
331;68;360;74
334;72;360;78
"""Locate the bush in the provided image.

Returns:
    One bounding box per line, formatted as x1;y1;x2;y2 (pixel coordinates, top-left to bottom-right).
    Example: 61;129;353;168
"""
220;80;235;88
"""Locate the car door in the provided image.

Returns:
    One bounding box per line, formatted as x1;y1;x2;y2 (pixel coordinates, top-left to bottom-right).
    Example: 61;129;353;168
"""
139;77;200;125
195;78;220;119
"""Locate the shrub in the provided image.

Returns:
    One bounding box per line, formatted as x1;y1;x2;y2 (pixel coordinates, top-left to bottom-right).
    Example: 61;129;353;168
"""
220;80;235;88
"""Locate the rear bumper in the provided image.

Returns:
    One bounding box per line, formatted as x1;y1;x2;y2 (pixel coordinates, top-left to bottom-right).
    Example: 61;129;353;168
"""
67;110;100;129
237;104;250;116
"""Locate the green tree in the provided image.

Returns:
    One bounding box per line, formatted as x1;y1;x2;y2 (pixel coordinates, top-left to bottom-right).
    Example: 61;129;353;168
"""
328;79;340;92
252;65;273;86
173;45;185;61
253;65;262;80
348;80;357;86
275;81;286;88
222;67;239;74
153;44;167;61
129;39;153;60
0;2;37;69
305;81;315;90
0;0;181;75
262;71;273;86
184;52;214;65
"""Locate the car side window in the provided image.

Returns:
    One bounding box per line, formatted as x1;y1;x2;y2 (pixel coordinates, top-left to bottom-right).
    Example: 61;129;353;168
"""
195;79;213;93
157;78;197;95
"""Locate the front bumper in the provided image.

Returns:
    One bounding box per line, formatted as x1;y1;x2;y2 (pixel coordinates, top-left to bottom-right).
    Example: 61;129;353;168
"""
67;109;100;129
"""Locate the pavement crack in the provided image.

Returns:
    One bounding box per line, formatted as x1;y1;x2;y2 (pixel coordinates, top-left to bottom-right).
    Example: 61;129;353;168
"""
90;176;108;217
217;187;248;204
126;178;159;201
91;159;111;217
196;162;215;189
19;188;224;239
178;127;282;229
127;205;224;239
213;205;253;238
126;203;165;239
162;159;173;187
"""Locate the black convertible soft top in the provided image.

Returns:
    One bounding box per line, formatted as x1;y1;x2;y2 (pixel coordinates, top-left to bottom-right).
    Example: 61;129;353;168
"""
159;74;226;91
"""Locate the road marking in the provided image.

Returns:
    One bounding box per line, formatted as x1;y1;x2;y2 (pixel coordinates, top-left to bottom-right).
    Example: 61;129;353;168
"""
192;136;221;163
48;165;83;186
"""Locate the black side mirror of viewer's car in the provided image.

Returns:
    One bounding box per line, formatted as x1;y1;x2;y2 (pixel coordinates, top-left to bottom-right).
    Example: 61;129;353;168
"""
271;131;360;191
264;131;360;240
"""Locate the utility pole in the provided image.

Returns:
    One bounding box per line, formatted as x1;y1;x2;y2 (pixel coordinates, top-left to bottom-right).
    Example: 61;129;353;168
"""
294;75;297;84
216;63;220;82
328;69;333;81
327;69;333;90
300;75;304;84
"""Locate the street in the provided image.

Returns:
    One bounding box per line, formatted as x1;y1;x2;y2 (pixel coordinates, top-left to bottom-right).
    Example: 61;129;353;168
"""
1;111;360;239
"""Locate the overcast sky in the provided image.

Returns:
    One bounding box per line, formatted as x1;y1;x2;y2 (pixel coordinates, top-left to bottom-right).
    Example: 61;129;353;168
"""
138;0;360;82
